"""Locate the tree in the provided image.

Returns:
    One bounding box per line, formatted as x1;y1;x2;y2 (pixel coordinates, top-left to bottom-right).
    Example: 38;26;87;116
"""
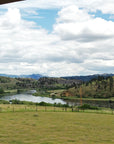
109;77;113;91
0;87;4;94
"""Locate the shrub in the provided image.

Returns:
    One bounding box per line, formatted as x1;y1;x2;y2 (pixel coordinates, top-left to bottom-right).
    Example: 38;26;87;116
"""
0;88;4;94
38;102;53;106
78;104;99;110
0;100;10;104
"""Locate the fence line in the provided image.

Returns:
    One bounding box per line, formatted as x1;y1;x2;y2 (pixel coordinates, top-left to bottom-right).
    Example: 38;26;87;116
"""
0;104;113;115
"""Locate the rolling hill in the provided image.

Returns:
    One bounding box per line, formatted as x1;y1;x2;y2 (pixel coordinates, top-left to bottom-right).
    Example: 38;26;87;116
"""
61;76;114;99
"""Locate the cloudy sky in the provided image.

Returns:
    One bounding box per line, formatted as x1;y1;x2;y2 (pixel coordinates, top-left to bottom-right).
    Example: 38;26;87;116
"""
0;0;114;76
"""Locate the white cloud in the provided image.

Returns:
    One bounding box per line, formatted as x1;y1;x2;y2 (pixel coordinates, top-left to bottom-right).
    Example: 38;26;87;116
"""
54;6;114;42
2;0;114;14
0;2;114;76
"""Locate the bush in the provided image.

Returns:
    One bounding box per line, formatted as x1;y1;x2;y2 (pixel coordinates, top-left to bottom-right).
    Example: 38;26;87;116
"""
38;101;53;106
0;88;4;94
10;99;35;105
54;103;69;108
78;104;99;110
0;100;10;104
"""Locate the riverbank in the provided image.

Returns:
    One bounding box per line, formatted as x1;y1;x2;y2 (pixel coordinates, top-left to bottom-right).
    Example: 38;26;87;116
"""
33;92;114;108
33;89;114;101
0;89;34;98
0;89;17;97
1;89;114;109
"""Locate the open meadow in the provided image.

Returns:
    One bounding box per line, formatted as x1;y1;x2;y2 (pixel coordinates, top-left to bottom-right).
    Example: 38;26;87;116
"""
0;105;114;144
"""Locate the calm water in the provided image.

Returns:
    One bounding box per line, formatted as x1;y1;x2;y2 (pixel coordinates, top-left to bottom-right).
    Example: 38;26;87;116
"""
0;93;66;105
0;91;110;107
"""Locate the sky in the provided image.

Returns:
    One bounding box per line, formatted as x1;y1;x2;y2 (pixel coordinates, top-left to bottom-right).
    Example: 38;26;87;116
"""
0;0;114;77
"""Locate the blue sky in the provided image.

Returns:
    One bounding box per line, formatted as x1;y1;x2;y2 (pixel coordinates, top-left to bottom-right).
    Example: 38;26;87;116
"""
21;8;58;32
21;9;114;32
0;0;114;76
89;10;114;22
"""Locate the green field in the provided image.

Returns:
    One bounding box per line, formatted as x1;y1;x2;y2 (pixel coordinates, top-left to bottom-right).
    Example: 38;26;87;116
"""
0;106;113;144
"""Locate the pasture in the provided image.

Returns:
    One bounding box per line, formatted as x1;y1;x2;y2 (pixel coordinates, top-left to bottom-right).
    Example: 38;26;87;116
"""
0;105;113;144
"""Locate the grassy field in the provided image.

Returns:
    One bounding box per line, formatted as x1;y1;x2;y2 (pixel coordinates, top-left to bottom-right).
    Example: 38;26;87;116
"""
0;105;114;144
0;104;113;114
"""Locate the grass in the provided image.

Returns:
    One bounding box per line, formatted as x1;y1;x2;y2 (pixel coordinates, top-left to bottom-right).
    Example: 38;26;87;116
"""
0;104;113;114
61;96;114;101
0;110;113;144
33;89;65;98
4;89;17;93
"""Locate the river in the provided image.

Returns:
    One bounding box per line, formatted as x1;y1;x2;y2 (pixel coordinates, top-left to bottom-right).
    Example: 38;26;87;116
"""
0;93;66;105
0;91;113;108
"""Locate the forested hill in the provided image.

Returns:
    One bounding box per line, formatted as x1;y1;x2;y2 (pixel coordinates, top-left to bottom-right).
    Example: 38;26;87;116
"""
1;75;114;99
61;76;114;99
0;76;81;94
62;74;114;82
37;77;81;89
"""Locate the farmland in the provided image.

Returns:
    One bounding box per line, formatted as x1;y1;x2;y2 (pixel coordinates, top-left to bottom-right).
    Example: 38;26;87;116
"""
0;104;113;144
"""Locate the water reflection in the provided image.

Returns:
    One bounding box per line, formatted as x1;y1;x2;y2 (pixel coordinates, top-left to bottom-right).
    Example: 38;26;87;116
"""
0;93;66;104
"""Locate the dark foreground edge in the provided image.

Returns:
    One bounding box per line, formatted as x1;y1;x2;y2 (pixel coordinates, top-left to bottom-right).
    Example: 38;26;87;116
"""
0;0;24;5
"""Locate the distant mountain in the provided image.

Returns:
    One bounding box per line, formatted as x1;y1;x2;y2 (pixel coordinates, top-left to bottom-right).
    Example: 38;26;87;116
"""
61;74;114;82
0;73;114;81
0;74;44;80
21;74;44;80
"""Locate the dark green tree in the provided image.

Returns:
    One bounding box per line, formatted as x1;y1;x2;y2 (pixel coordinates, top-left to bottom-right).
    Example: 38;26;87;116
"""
0;87;4;94
109;77;113;91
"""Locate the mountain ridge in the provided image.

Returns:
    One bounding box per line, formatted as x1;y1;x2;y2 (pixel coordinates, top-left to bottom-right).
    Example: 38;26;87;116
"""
61;73;114;82
0;73;114;81
0;74;43;80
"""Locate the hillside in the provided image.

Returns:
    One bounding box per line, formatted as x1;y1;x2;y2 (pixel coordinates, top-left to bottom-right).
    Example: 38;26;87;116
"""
61;76;114;99
1;75;114;100
0;76;38;96
0;76;81;96
0;77;38;89
37;77;81;90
